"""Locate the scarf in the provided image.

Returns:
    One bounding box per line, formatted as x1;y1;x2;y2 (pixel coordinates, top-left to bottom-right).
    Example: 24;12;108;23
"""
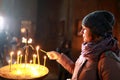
71;36;119;80
81;36;119;60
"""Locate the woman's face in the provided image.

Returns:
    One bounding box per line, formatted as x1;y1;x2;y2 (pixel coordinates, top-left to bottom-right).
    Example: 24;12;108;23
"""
81;25;92;42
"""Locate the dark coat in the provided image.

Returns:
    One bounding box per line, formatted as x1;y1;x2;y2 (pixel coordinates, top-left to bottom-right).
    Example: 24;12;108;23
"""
57;51;120;80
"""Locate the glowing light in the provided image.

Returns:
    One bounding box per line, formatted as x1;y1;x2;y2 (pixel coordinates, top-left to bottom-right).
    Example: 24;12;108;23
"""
21;27;26;33
0;16;4;30
22;37;27;43
22;37;32;44
0;64;49;79
17;50;21;64
30;60;32;64
28;38;32;43
36;46;40;65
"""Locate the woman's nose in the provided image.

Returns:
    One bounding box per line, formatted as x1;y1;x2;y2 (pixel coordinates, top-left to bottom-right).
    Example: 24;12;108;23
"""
77;29;83;36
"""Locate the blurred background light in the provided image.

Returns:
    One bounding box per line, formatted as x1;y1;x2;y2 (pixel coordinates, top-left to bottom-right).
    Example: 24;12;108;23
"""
0;16;4;31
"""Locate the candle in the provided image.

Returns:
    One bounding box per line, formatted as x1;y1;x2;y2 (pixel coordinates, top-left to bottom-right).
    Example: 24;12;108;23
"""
19;55;22;64
17;50;21;64
36;46;40;65
14;61;17;64
30;60;32;64
33;54;37;64
10;51;14;64
8;60;11;71
43;56;47;66
10;51;14;71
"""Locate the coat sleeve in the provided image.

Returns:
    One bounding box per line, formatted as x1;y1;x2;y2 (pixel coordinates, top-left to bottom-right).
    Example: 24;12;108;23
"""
98;56;120;80
56;53;75;74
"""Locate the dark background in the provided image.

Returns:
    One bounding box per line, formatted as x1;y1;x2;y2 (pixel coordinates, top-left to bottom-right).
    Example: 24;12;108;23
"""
0;0;120;80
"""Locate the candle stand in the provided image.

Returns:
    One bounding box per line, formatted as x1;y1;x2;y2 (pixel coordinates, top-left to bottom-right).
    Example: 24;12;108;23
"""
0;28;49;79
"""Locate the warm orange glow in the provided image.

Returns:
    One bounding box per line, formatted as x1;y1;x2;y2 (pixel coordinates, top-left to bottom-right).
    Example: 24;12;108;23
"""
28;38;32;43
22;37;27;43
21;27;26;33
8;60;11;64
30;60;32;64
0;64;49;79
22;37;32;44
17;50;21;64
10;51;14;56
36;46;40;50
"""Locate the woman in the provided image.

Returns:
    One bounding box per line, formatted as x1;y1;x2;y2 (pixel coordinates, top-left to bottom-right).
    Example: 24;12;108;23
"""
47;10;120;80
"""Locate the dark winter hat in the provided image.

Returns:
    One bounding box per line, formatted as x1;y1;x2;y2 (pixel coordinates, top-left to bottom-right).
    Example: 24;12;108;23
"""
82;10;115;36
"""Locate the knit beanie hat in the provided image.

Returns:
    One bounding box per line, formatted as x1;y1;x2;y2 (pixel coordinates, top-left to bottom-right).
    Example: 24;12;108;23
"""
82;10;115;37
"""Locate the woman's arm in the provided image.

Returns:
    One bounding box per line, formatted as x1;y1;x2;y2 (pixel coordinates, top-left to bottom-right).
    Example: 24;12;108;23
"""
47;51;75;74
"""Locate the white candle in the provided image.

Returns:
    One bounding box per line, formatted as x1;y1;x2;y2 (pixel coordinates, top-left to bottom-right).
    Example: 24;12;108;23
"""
10;51;14;71
20;54;23;64
36;46;40;65
10;51;14;64
8;60;11;71
17;50;21;64
43;56;47;66
30;60;32;64
33;54;37;64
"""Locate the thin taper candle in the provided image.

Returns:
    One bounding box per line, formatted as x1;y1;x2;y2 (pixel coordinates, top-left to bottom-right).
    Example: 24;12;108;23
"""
8;60;11;71
33;54;37;64
10;51;14;71
17;51;21;64
43;56;47;66
36;46;40;65
20;54;23;64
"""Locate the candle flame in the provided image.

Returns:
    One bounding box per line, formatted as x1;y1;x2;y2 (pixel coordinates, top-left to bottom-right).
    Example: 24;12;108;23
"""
44;56;47;59
28;38;32;43
10;51;14;56
20;54;23;57
14;61;17;64
17;50;21;55
8;60;11;64
21;27;26;33
33;54;37;57
22;37;27;43
36;46;40;50
30;60;32;63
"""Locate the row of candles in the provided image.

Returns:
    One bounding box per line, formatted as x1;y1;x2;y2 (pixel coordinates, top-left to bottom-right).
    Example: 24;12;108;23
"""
8;46;47;70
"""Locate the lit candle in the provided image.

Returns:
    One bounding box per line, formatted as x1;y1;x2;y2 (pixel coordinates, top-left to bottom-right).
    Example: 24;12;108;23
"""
30;60;32;64
36;46;40;65
8;60;11;71
33;54;37;64
10;51;14;71
43;56;47;66
20;54;23;64
10;51;14;64
17;50;21;64
14;61;17;64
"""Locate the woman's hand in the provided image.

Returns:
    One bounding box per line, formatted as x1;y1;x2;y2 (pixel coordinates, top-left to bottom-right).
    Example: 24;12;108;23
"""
47;51;61;60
